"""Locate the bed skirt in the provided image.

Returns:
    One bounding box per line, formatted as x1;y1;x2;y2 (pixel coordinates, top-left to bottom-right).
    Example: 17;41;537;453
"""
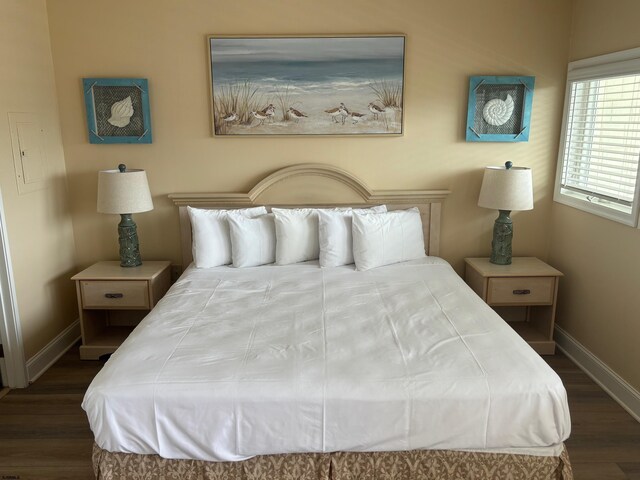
92;443;573;480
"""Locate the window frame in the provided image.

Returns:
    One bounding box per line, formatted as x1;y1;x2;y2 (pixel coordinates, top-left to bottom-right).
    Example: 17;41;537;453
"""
554;47;640;227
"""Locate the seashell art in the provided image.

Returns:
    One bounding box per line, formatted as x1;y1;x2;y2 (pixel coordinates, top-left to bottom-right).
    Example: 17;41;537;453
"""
108;96;134;128
482;94;514;126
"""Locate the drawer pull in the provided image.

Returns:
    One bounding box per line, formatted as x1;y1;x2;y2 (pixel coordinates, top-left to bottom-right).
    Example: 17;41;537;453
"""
512;289;531;295
105;293;124;299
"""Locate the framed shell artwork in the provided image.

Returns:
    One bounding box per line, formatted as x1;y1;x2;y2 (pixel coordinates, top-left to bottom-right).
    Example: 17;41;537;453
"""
82;78;152;144
465;76;535;142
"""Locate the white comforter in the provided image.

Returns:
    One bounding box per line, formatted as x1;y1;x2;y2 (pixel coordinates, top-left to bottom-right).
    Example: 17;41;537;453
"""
83;258;571;462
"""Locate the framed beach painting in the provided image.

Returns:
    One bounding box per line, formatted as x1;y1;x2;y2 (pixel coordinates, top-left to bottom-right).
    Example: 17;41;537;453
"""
207;35;405;136
82;78;152;144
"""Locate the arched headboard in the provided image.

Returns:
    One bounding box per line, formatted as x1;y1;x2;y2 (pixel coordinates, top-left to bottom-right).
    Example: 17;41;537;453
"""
169;164;450;267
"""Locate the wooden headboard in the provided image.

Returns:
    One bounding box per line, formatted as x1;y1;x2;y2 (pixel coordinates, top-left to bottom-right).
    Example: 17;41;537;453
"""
169;164;450;267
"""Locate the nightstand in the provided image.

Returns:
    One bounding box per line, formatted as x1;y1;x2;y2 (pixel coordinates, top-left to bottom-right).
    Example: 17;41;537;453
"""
464;257;563;355
72;261;171;360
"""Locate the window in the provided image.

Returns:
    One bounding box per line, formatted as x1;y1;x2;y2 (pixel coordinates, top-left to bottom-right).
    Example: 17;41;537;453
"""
555;48;640;226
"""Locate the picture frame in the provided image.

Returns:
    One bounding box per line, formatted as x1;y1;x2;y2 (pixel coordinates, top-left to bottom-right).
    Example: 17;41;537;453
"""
83;78;152;144
465;76;535;142
207;35;406;137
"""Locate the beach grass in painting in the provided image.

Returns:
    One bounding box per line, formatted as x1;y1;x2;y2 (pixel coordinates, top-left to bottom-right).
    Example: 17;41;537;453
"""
209;36;405;136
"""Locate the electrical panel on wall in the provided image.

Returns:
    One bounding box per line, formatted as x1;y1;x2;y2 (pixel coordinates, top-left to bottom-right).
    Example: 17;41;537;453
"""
8;112;48;195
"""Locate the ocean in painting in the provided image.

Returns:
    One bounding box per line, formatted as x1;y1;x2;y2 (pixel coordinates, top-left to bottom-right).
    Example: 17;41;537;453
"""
209;36;405;135
212;58;404;94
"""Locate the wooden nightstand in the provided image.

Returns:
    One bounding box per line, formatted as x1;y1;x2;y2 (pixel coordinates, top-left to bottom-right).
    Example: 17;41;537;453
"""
464;257;563;355
72;261;171;360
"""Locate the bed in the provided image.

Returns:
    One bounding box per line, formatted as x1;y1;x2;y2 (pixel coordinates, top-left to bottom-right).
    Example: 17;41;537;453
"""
84;164;572;479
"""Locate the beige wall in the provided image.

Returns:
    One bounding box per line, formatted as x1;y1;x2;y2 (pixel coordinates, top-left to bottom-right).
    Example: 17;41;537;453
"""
46;0;572;275
549;0;640;391
0;0;77;359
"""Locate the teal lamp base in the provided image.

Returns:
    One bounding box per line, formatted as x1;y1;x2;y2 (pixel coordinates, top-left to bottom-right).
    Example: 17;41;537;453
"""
118;214;142;267
490;210;513;265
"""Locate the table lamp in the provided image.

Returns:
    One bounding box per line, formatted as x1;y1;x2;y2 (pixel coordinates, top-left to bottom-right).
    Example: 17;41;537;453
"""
478;161;533;265
97;164;153;267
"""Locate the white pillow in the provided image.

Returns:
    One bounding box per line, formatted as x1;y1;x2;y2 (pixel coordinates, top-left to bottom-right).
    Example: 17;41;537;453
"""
272;208;321;265
227;213;276;268
352;207;426;271
318;205;387;267
187;206;267;268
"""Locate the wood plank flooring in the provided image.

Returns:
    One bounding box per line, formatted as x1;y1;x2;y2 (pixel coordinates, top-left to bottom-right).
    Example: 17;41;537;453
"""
545;354;640;479
0;348;101;479
0;346;637;479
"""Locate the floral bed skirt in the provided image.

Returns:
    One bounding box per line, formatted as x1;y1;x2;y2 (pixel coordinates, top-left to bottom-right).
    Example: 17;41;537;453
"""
93;443;573;480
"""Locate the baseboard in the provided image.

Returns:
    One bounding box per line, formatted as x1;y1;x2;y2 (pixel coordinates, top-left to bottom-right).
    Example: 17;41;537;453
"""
26;319;80;383
555;325;640;423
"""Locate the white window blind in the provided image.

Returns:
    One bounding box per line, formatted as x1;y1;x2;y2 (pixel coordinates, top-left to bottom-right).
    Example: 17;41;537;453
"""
555;48;640;226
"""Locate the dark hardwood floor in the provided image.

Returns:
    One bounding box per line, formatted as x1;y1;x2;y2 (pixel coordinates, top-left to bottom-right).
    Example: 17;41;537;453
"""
0;346;637;479
0;347;101;479
545;354;640;479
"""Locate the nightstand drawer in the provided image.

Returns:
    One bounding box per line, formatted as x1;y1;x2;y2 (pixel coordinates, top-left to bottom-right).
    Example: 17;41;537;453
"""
487;277;555;305
81;280;150;309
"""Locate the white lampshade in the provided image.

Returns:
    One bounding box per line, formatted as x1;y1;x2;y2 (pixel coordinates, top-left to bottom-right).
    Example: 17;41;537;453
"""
478;165;533;211
97;167;153;214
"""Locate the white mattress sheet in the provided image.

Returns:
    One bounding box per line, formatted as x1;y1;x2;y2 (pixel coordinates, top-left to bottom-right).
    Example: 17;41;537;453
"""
83;257;571;462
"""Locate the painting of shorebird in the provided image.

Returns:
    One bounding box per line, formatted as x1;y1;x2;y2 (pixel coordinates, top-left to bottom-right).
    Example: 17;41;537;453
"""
208;35;405;136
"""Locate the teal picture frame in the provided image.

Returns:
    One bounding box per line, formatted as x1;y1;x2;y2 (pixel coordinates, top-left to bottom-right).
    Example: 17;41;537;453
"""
465;76;535;142
83;78;152;144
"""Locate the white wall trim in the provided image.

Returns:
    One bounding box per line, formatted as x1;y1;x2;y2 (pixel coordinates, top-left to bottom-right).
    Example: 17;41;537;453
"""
26;319;80;383
569;45;640;71
0;187;28;388
555;325;640;423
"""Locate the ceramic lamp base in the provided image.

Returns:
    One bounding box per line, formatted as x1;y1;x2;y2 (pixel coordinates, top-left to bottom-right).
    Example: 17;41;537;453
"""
490;210;513;265
118;213;142;267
